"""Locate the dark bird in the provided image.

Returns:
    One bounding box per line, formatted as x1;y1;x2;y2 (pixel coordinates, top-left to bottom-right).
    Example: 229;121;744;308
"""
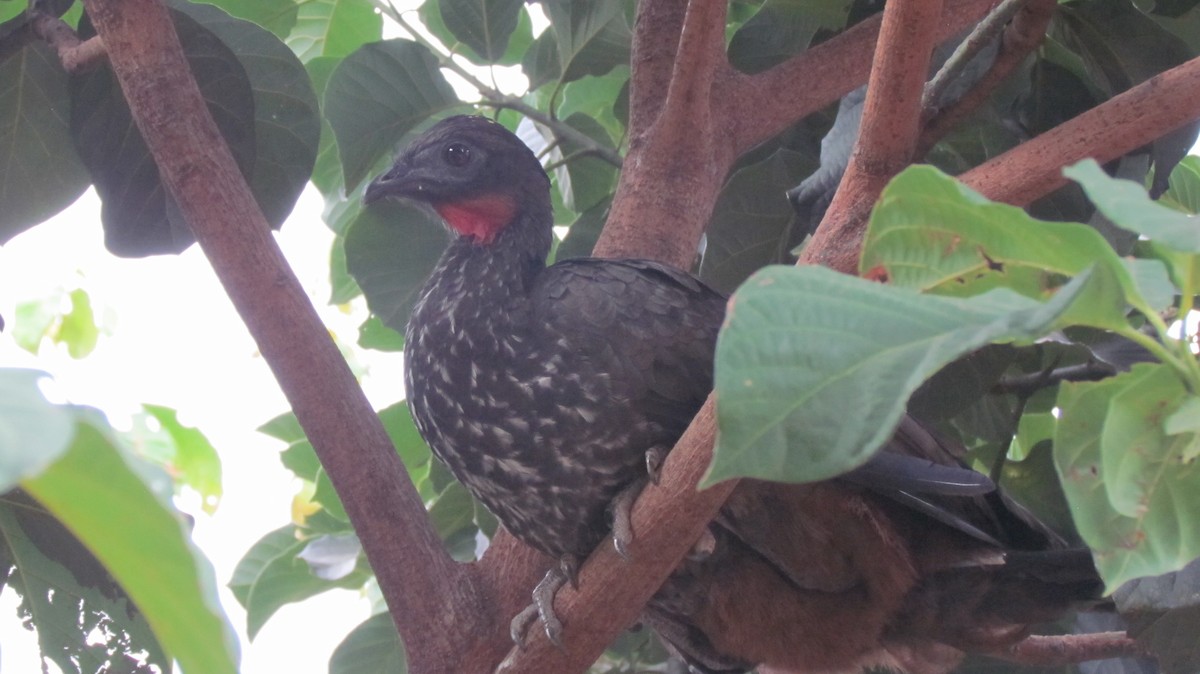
364;115;1102;674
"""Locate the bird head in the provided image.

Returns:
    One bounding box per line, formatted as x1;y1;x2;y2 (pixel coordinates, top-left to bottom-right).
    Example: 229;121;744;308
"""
365;116;551;245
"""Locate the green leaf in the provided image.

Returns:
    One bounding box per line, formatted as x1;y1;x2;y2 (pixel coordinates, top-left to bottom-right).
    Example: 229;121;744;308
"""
195;0;298;38
0;41;90;242
1055;364;1200;592
1166;395;1200;437
709;264;1094;485
1116;558;1200;674
11;295;58;353
438;0;522;61
325;39;459;190
71;9;257;256
727;0;851;74
141;404;223;514
0;490;167;674
555;112;616;212
379;402;430;472
556;68;629;139
55;288;99;358
864;166;1156;322
230;524;368;639
0;369;75;492
23;417;239;674
329;612;408;674
357;314;405;351
1066;158;1200;252
258;410;306;444
529;0;631;88
555;195;610;261
177;1;321;230
700;149;809;294
345;199;448;333
286;0;382;62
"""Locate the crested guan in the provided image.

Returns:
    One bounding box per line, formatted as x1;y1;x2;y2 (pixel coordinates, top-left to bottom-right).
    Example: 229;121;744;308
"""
364;115;1102;674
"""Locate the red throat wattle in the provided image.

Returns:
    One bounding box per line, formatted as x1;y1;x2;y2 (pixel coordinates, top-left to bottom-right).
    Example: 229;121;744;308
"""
434;194;518;244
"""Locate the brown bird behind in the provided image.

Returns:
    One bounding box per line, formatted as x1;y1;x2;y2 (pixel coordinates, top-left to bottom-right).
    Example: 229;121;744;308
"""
364;115;1103;674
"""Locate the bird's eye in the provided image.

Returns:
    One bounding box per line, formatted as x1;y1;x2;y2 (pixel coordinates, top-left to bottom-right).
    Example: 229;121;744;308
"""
444;143;472;167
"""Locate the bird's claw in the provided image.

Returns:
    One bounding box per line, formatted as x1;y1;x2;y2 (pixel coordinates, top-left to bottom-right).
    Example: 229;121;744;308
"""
610;478;646;560
509;559;573;649
645;445;667;486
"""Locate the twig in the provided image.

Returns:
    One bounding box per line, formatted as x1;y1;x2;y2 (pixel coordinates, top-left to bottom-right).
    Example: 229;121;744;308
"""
918;0;1055;156
993;361;1118;396
923;0;1026;112
29;11;106;73
986;632;1151;666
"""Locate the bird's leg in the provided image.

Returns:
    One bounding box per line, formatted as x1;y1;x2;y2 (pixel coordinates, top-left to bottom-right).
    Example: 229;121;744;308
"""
509;554;578;647
612;445;670;559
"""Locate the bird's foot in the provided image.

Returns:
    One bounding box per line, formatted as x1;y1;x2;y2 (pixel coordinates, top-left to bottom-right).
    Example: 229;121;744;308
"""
509;555;577;648
612;446;669;559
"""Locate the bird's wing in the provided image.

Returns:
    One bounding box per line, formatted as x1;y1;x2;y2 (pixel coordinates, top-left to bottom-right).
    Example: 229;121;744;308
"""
531;257;726;433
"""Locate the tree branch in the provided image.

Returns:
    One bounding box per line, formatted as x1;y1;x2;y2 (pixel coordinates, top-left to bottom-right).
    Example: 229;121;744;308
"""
726;0;998;158
960;54;1200;205
28;10;106;73
626;0;688;138
917;0;1056;156
986;632;1150;666
78;1;478;671
799;0;945;274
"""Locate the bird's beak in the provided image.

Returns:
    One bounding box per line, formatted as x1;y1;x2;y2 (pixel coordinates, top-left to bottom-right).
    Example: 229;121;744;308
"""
364;162;416;205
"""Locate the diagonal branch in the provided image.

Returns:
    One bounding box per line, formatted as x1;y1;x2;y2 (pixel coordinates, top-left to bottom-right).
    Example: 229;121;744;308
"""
78;1;478;672
799;0;946;274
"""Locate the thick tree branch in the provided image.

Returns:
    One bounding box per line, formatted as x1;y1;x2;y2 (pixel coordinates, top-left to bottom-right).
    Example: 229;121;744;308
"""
800;0;945;274
726;0;998;158
78;1;478;671
627;0;688;138
961;54;1200;205
494;398;738;673
918;0;1056;156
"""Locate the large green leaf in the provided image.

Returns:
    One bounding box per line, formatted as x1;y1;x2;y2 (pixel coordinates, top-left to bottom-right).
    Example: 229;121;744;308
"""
727;0;852;74
863;166;1162;323
1116;558;1200;674
554;112;617;213
229;524;369;639
23;417;239;674
437;0;523;61
0;41;90;242
286;0;382;63
177;1;321;230
1055;364;1200;592
138;404;223;514
324;39;459;190
1066;159;1200;252
700;149;809;294
0;490;167;674
709;265;1095;485
329;612;407;674
344;199;447;333
0;369;75;491
70;9;256;256
524;0;630;88
195;0;298;38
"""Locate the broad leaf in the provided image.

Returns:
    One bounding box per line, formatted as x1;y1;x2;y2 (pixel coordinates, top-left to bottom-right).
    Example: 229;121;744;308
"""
195;0;298;38
345;199;447;333
0;41;89;242
286;0;382;63
0;490;167;674
1066;159;1200;251
700;149;809;294
709;265;1094;485
71;9;257;256
727;0;852;74
177;1;321;230
1116;557;1200;674
138;404;223;514
525;0;630;88
0;369;75;491
554;112;617;213
23;417;239;674
230;524;368;639
438;0;523;61
329;612;407;674
325;39;459;190
1055;364;1200;592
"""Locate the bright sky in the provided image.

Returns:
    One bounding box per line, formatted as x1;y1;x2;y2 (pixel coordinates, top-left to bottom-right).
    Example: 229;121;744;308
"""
0;185;405;673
